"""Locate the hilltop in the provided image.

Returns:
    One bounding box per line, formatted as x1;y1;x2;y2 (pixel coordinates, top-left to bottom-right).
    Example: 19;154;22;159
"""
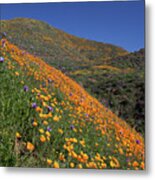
0;39;144;169
1;18;128;70
0;18;145;134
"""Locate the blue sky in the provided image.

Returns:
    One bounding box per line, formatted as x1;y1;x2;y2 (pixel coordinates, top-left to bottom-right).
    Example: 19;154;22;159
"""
0;1;145;52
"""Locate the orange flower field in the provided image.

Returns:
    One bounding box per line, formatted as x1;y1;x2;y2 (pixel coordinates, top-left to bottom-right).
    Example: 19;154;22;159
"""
0;39;145;169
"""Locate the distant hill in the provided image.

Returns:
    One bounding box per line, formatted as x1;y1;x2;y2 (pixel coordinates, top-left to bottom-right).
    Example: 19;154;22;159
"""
0;18;145;134
0;18;128;71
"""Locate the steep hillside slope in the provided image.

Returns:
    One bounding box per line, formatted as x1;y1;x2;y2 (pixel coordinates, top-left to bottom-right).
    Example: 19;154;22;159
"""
0;18;144;134
0;39;144;169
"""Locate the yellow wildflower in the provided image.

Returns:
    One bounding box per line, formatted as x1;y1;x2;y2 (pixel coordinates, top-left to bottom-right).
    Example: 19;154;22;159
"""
39;128;44;133
45;131;51;137
118;148;124;155
71;151;78;159
80;140;85;147
32;121;38;127
140;162;145;170
132;161;139;167
95;143;99;147
53;161;59;168
26;142;35;151
39;113;44;118
47;112;52;117
77;164;83;169
53;115;59;122
70;162;75;168
59;153;65;161
58;128;63;134
47;159;52;165
36;107;42;113
40;135;46;142
47;136;50;141
101;163;107;169
110;157;120;168
42;101;47;107
16;132;21;139
15;71;19;76
51;103;55;107
83;153;89;160
43;120;48;125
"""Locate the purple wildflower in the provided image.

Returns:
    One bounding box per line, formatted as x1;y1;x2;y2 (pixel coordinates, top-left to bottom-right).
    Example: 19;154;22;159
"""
85;113;89;117
136;140;140;144
69;92;73;96
31;102;37;109
70;124;74;130
23;85;29;92
0;57;4;63
47;126;52;132
47;106;53;112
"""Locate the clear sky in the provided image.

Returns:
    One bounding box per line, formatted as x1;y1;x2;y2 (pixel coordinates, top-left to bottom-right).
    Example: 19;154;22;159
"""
0;1;145;52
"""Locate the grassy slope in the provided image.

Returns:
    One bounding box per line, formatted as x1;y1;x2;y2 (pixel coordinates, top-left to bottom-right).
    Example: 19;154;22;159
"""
0;39;144;169
0;18;145;134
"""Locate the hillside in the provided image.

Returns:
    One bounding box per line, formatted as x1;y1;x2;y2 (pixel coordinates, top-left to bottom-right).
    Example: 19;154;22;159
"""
0;39;144;169
70;49;145;133
109;48;145;70
0;18;128;71
0;18;145;134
